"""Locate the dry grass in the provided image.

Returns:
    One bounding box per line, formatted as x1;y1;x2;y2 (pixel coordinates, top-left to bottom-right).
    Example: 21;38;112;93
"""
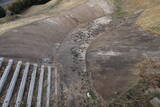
124;0;160;13
109;58;160;107
136;6;160;34
108;0;160;34
0;14;49;35
123;0;160;35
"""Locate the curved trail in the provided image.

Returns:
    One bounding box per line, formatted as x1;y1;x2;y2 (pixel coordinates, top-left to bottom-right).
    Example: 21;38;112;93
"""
56;16;111;106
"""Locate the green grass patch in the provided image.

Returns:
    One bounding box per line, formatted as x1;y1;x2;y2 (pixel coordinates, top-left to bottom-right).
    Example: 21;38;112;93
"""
0;6;6;18
6;0;51;14
86;90;101;107
112;0;127;18
149;24;160;34
0;15;20;24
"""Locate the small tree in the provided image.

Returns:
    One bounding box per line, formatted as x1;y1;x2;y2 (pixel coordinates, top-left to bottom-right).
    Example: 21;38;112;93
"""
0;6;6;18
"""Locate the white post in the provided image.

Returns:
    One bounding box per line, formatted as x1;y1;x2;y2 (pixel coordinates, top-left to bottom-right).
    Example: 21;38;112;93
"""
2;61;22;107
0;59;13;93
0;57;4;68
46;66;51;107
15;62;30;107
36;65;45;107
27;64;38;107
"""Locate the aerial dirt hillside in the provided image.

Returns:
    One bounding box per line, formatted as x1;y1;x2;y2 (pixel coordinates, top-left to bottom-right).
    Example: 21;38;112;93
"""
0;0;87;34
0;0;113;106
0;0;160;107
0;0;113;61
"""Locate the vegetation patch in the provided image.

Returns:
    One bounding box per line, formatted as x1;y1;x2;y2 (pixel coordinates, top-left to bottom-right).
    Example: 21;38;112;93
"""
124;0;160;13
108;58;160;107
0;6;6;18
110;0;160;35
86;90;101;107
136;5;160;35
6;0;51;14
111;0;127;18
122;0;160;35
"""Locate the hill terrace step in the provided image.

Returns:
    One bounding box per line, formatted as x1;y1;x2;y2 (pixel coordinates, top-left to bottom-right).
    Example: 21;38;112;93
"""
0;57;53;107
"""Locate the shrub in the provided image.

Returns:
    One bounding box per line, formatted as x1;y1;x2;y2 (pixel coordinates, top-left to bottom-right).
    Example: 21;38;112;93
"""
6;0;50;14
7;0;27;14
0;6;6;18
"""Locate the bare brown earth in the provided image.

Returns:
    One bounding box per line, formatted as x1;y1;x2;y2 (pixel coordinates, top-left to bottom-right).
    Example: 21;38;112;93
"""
0;0;160;107
87;13;160;105
0;0;113;106
0;0;111;62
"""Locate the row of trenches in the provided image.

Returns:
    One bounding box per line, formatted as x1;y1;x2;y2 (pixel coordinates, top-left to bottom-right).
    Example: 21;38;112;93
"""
0;58;54;107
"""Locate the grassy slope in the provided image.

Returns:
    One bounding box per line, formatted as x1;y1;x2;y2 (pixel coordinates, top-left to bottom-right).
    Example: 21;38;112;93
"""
24;0;86;16
124;0;160;34
136;5;160;34
0;0;86;35
124;0;160;13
